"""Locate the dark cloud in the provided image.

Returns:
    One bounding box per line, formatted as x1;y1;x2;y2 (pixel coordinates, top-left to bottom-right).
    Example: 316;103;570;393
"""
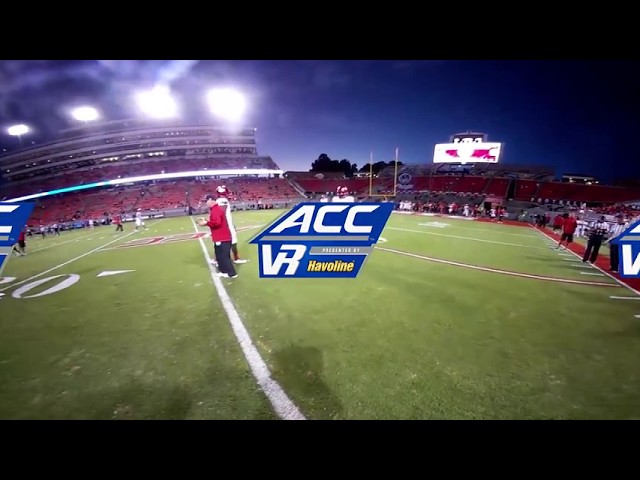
0;60;201;132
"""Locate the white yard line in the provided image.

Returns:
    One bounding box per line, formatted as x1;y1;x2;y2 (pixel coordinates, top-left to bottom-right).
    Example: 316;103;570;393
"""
610;296;640;301
190;217;305;421
386;227;548;250
377;247;619;288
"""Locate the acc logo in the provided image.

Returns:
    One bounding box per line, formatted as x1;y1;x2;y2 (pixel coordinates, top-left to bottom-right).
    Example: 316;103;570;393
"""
249;202;394;278
0;202;35;277
612;220;640;278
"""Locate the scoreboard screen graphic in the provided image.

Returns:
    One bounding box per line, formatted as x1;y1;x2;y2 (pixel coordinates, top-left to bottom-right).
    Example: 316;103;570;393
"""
433;133;502;164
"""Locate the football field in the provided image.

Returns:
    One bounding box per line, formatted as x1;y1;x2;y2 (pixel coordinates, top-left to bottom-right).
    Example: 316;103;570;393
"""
1;210;640;419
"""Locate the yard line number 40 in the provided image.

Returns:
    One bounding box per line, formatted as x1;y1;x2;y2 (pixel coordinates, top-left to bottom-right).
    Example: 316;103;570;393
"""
0;274;81;299
0;232;207;300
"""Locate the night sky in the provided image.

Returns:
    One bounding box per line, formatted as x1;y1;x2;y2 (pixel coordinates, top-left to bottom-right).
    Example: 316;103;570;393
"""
0;60;637;182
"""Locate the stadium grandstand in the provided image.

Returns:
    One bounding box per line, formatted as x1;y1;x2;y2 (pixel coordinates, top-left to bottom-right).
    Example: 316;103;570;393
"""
0;120;304;225
2;124;640;226
287;131;640;222
291;158;640;205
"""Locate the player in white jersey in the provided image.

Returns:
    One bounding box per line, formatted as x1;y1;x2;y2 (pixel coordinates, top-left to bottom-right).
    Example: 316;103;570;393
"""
135;209;147;231
332;186;355;203
215;186;247;265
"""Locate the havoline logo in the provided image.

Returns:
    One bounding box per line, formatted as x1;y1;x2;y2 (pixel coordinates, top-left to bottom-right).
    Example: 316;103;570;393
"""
0;202;35;277
250;202;394;278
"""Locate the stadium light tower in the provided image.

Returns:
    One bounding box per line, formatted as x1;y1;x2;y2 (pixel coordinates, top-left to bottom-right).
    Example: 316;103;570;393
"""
135;85;178;119
71;106;100;124
7;124;30;144
206;88;247;123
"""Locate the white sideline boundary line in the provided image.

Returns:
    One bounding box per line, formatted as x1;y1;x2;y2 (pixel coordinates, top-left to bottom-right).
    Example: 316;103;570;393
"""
377;247;618;288
386;227;549;250
610;296;640;301
0;220;164;293
532;227;640;297
190;217;305;421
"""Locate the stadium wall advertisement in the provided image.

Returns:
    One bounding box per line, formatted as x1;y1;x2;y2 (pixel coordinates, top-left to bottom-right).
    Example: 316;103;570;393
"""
433;141;502;164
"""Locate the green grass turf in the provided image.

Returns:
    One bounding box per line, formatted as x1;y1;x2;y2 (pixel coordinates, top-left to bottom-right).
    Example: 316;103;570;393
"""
1;211;639;419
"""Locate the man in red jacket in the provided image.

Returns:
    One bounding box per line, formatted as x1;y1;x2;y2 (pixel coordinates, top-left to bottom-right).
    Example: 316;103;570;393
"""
197;195;237;278
557;212;577;249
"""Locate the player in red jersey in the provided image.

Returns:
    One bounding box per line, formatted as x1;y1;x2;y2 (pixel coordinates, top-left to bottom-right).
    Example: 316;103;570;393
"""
552;214;564;233
113;213;124;232
332;186;355;203
198;194;237;278
557;213;577;249
12;228;27;256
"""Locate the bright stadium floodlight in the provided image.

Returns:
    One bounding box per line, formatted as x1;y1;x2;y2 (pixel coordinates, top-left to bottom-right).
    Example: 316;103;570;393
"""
7;124;29;137
71;106;100;123
135;85;178;119
206;88;247;123
7;123;30;144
